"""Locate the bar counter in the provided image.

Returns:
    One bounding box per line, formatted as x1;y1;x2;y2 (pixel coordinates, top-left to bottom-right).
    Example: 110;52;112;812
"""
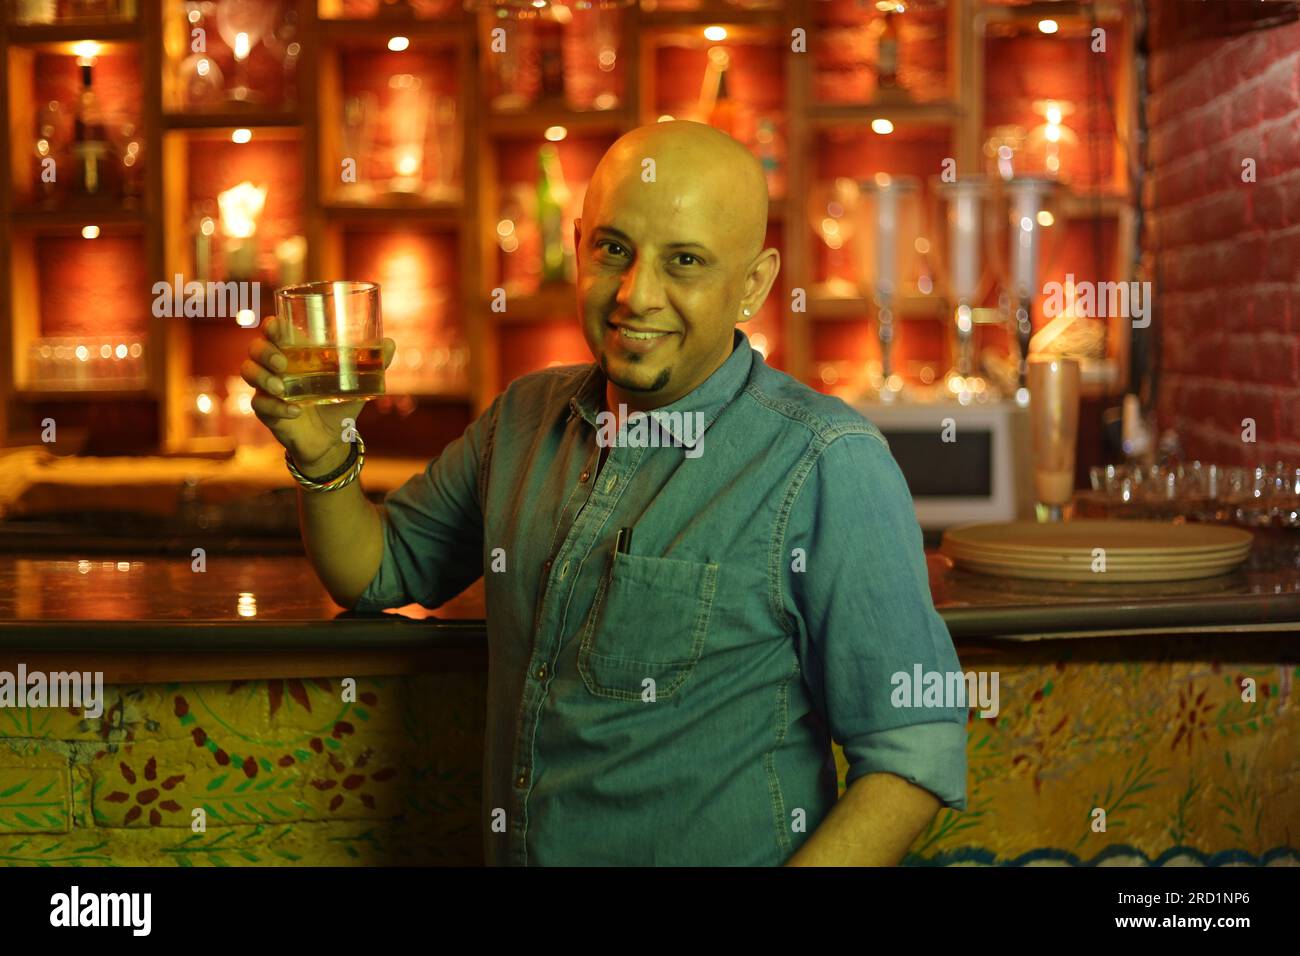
2;540;1299;653
1;538;1297;867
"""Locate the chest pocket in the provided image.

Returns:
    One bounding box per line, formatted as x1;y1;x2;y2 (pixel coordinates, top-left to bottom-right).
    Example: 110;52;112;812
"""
577;551;719;701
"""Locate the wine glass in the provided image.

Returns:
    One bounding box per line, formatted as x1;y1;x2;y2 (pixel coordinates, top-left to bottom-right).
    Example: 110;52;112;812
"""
216;0;275;103
806;177;860;299
985;175;1066;401
928;175;992;397
853;173;920;401
261;3;300;108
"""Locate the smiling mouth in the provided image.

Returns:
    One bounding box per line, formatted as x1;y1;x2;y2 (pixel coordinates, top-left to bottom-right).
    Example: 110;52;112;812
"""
608;322;674;340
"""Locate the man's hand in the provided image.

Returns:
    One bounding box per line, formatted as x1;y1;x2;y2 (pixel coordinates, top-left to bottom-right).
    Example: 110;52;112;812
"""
241;316;397;475
784;771;941;867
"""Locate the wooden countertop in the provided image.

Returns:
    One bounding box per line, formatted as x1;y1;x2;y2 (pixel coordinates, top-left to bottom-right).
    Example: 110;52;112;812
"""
2;533;1298;648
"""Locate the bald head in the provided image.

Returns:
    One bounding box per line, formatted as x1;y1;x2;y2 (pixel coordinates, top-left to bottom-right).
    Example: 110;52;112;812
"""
574;120;781;413
583;121;770;265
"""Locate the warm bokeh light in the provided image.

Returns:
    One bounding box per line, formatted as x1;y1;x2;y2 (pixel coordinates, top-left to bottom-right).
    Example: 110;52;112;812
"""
81;225;100;239
231;128;252;144
871;118;894;135
1038;19;1059;34
657;114;675;123
72;41;100;64
1037;210;1055;227
703;26;727;42
236;309;258;327
388;36;410;52
218;182;268;239
544;125;568;142
196;393;213;414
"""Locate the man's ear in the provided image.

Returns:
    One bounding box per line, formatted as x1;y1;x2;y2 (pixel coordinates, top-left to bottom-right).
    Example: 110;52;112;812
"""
573;217;582;247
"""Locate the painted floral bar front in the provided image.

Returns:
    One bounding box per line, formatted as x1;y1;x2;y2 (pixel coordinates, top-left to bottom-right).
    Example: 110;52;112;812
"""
2;635;1296;866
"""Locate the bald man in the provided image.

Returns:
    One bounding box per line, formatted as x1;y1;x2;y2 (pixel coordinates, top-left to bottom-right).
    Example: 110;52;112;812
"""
245;120;967;866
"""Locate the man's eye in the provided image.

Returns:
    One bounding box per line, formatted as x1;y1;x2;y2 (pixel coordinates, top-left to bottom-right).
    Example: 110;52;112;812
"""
597;241;627;257
674;254;700;267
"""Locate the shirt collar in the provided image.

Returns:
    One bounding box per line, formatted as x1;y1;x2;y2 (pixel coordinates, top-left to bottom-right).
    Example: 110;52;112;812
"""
567;327;754;448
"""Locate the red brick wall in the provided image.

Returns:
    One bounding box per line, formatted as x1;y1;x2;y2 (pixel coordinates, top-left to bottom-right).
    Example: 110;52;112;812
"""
1146;5;1300;464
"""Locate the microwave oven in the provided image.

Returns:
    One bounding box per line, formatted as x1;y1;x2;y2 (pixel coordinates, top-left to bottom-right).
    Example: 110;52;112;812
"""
853;399;1035;531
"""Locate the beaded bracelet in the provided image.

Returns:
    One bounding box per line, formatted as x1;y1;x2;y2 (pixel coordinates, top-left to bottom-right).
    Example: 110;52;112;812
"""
285;435;366;493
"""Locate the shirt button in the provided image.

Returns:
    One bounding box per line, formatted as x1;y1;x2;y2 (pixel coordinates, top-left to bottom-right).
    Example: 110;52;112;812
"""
580;469;590;482
543;559;552;572
516;771;528;787
604;473;617;492
536;664;547;680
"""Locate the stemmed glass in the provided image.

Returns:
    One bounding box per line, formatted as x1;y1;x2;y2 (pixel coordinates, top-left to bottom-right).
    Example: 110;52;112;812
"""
853;174;920;402
177;2;225;109
806;178;860;299
929;175;991;397
216;0;275;104
260;3;301;108
986;175;1065;400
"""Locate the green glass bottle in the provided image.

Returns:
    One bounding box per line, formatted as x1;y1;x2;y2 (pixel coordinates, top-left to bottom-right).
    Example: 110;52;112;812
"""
537;144;571;284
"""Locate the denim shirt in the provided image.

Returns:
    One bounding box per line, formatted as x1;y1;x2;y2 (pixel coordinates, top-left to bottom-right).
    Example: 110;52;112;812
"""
355;327;968;865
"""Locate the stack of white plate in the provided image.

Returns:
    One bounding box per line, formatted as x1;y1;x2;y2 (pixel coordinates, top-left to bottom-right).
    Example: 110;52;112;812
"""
940;521;1254;582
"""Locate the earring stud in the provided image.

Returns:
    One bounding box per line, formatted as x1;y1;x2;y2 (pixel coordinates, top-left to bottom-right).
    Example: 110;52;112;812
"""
742;308;751;316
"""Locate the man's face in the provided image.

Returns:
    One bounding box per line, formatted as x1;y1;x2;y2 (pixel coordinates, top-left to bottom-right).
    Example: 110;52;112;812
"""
575;168;747;411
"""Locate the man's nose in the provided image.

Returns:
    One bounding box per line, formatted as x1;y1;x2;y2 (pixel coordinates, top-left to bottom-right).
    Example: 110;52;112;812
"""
616;255;666;317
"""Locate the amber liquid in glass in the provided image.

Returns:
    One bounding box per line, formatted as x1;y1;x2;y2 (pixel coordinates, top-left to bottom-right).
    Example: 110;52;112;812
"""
280;345;385;404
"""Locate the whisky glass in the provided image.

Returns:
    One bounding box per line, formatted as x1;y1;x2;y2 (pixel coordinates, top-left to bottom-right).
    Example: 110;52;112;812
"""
274;281;385;404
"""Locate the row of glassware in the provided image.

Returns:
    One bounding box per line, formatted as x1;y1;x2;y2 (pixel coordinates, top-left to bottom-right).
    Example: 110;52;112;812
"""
27;336;147;389
1089;462;1300;529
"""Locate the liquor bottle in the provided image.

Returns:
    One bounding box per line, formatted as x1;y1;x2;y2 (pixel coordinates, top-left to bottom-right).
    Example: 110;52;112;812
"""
63;0;117;18
34;100;63;203
538;16;565;100
537;144;572;284
707;66;738;138
72;56;111;196
17;0;57;24
755;117;784;199
877;10;900;92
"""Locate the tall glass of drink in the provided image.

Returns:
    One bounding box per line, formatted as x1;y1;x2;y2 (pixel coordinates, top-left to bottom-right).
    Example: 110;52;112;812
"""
1027;355;1080;522
275;281;385;404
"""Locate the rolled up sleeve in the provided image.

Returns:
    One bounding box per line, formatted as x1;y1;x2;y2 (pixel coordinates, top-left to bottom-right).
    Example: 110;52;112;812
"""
353;394;502;613
784;429;968;810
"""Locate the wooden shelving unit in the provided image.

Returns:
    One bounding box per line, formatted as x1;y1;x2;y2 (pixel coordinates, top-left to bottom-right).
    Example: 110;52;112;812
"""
0;0;1139;451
